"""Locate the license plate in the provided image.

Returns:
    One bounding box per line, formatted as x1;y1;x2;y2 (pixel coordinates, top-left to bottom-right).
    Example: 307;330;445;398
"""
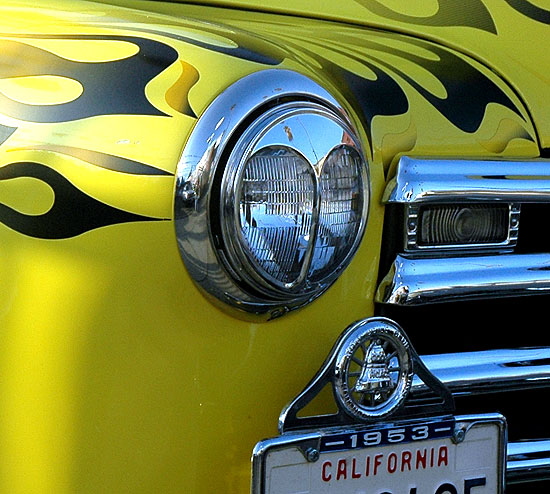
252;414;506;494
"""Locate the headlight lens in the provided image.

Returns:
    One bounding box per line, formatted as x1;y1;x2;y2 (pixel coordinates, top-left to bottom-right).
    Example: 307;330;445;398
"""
315;145;365;281
237;146;316;288
219;102;368;299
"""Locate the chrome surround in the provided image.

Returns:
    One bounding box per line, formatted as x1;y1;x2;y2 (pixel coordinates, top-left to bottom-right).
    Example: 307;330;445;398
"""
376;253;550;305
174;70;369;316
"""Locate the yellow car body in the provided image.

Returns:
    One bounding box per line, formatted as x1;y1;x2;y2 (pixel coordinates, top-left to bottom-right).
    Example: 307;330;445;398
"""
0;1;548;493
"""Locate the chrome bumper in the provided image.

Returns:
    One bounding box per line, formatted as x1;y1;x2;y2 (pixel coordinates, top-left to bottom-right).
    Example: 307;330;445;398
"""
417;347;550;484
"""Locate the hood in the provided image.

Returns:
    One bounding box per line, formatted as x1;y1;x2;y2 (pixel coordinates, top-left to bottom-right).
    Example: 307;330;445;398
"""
168;0;550;152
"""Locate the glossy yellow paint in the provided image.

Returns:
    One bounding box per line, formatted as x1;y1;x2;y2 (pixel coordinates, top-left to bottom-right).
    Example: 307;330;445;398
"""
0;0;543;493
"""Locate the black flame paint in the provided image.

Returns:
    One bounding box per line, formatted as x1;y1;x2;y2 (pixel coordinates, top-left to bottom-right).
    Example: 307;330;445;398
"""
504;0;550;24
0;162;166;239
26;145;172;176
0;35;180;123
318;35;525;136
355;0;497;33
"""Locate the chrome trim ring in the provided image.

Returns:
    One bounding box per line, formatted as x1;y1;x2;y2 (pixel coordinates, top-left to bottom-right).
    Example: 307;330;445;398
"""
174;70;369;316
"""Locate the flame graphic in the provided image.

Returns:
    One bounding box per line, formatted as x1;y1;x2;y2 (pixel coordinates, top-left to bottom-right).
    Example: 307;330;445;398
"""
0;162;166;239
0;35;181;123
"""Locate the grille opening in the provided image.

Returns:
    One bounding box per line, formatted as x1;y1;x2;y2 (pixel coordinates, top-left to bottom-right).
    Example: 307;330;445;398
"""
377;296;548;355
516;203;550;253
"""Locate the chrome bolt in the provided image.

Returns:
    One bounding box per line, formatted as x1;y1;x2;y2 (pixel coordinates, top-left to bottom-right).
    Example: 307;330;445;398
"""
452;426;466;444
305;447;320;463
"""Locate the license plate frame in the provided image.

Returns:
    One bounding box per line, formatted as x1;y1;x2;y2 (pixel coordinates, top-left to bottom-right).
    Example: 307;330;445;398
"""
252;414;506;494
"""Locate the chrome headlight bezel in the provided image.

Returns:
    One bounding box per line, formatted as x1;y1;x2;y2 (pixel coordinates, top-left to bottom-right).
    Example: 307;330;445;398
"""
175;70;369;317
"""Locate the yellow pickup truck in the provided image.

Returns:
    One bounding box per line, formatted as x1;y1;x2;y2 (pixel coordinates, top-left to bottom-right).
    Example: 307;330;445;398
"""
0;1;548;492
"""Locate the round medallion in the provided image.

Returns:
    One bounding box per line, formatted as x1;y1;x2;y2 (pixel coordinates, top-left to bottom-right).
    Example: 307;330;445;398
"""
334;318;414;420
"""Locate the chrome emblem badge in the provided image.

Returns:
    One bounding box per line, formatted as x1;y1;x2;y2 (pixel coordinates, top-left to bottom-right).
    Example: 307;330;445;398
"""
334;319;414;420
279;317;453;432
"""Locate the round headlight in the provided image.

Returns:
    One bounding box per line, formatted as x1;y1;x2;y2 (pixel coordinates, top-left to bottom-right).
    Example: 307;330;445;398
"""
175;71;369;317
218;102;368;299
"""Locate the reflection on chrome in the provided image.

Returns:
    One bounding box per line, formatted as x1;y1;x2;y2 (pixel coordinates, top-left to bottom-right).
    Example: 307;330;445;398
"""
385;156;550;204
414;347;550;398
419;347;550;484
376;253;550;306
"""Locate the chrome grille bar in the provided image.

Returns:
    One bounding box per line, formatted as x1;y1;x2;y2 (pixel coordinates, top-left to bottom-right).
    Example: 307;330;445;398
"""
380;157;550;485
415;347;550;485
380;156;550;306
413;347;550;397
507;440;550;484
376;253;550;306
384;157;550;204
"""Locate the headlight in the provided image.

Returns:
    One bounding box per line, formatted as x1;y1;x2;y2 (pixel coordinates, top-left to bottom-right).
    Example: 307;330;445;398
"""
175;71;369;317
